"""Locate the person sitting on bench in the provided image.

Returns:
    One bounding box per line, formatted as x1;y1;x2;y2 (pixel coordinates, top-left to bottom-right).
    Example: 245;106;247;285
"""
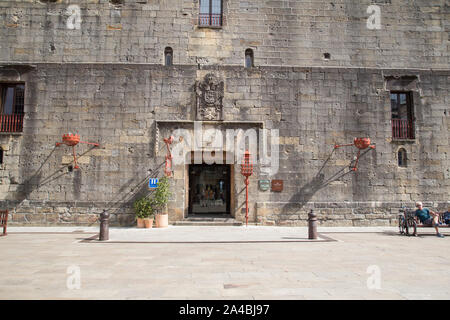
415;202;444;238
444;207;450;225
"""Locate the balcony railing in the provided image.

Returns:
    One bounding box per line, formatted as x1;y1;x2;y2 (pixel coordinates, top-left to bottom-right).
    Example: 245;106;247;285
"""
392;119;414;140
198;13;222;27
0;114;24;133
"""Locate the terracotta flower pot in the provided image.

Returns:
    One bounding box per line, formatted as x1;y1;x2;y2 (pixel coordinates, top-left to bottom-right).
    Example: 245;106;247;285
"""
144;218;154;229
354;137;371;149
155;214;168;228
137;218;145;228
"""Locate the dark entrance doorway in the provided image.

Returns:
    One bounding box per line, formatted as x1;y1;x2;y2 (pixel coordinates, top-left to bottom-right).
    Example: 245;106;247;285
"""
188;164;231;216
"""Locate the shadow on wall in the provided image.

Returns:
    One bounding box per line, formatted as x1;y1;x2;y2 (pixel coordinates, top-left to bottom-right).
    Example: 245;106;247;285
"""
236;185;246;214
10;139;166;226
73;169;82;200
281;147;374;214
101;161;166;226
14;145;97;202
281;173;326;215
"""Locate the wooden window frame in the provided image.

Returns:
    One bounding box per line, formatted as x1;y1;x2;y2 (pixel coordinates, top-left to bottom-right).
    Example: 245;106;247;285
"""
0;83;24;114
390;91;415;140
198;0;223;28
0;83;25;133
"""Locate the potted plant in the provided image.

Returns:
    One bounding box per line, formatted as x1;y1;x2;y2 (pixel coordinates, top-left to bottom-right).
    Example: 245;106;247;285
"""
133;196;154;228
153;176;171;228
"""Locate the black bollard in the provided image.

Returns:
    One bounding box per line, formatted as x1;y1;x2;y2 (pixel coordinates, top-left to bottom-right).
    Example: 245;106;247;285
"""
308;209;318;240
99;211;110;241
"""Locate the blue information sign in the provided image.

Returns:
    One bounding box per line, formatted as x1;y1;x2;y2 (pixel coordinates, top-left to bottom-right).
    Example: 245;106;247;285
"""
149;178;159;188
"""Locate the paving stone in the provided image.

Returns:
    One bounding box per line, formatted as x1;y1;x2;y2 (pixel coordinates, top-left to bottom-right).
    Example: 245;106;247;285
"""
0;227;449;299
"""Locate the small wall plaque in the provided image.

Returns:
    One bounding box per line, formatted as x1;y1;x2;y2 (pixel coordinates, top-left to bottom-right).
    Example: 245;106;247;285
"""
149;178;159;189
271;180;283;192
259;179;270;191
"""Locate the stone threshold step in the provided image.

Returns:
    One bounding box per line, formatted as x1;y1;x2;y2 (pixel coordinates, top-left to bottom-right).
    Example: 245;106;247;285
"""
172;221;243;226
183;217;236;221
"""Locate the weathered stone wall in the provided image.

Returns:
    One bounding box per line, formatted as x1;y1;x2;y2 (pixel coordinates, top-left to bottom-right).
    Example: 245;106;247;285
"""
1;0;448;226
0;0;448;68
0;64;448;226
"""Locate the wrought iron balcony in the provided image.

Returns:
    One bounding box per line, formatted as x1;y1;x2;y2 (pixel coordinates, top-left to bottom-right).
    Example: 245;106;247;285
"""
198;13;222;27
0;113;24;133
392;119;415;140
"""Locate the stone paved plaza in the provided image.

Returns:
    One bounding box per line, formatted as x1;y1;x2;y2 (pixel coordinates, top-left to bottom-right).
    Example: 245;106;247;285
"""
0;226;449;300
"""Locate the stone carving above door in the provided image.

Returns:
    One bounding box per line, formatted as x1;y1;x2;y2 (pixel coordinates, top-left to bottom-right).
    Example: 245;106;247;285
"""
196;73;224;121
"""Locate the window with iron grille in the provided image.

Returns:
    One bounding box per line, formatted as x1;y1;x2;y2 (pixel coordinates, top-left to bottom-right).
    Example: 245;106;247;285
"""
0;83;25;133
199;0;223;27
390;91;415;140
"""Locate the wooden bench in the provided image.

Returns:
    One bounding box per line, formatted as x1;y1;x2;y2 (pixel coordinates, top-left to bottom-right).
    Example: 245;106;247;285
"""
0;209;8;236
399;208;450;236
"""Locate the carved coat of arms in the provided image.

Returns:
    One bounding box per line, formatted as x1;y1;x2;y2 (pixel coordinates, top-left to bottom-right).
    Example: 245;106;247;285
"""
196;73;224;121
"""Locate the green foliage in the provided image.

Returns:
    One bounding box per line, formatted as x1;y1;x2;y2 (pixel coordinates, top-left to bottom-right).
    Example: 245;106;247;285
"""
153;176;171;214
134;176;171;218
133;196;154;219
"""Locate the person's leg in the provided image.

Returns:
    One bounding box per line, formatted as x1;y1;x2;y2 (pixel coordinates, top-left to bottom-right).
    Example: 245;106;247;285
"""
424;216;441;235
431;216;444;237
432;215;439;231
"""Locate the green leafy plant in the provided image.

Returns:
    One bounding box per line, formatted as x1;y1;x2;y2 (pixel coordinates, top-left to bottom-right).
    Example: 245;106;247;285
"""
133;196;154;219
153;176;171;214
